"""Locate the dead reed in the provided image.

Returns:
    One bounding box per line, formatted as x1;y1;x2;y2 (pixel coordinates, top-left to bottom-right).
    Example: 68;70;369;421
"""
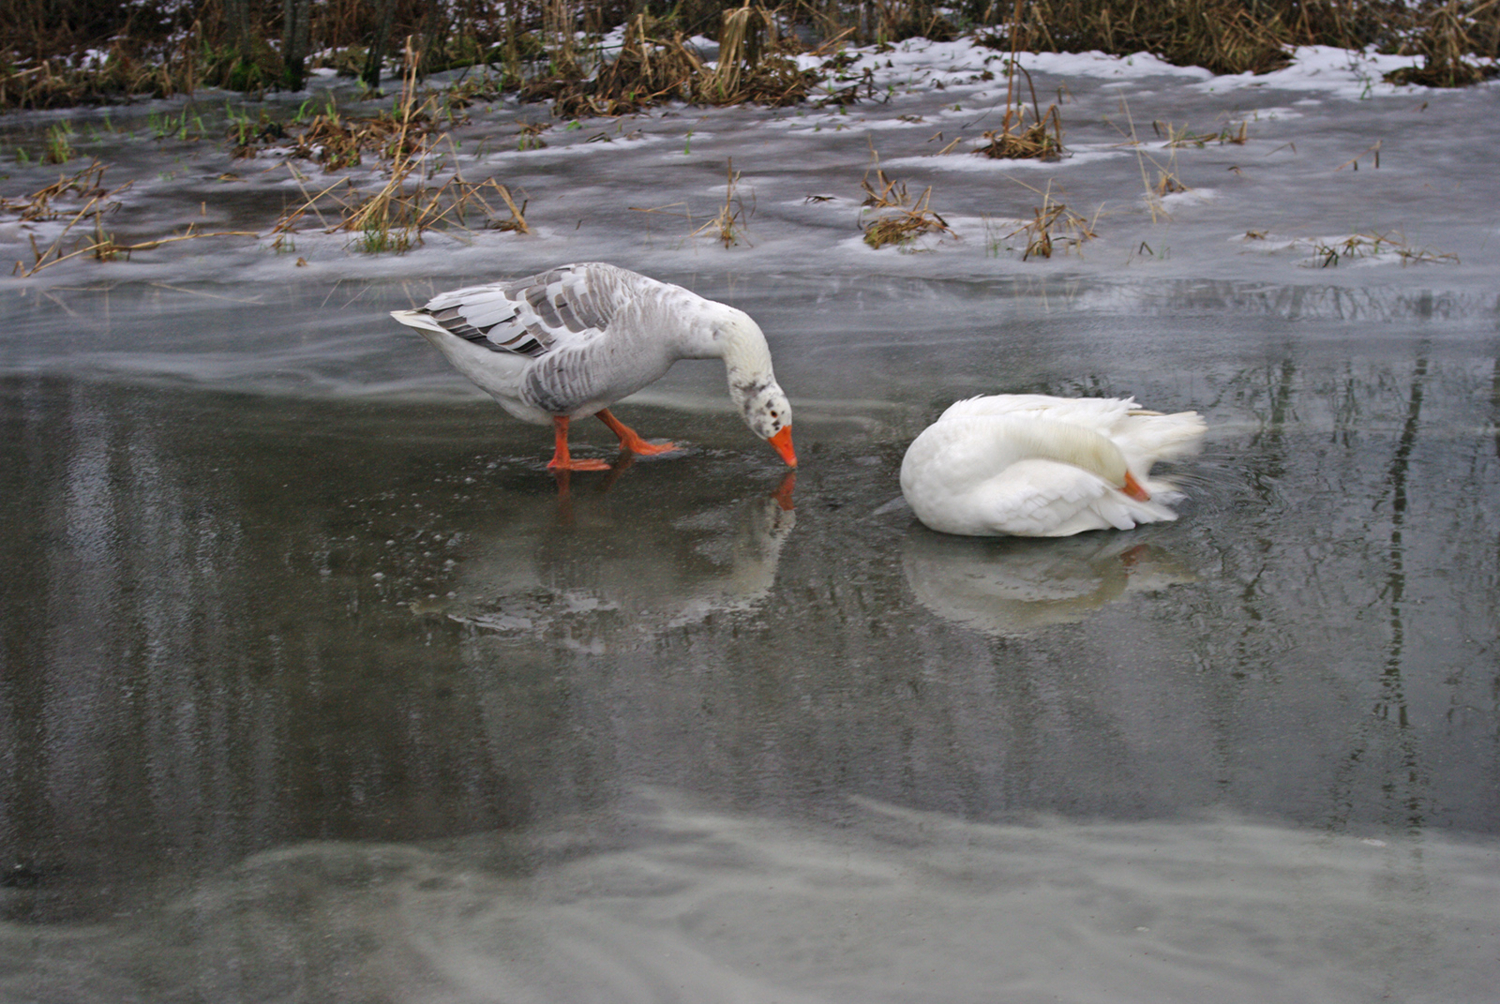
975;7;1065;161
859;169;953;249
4;161;255;276
1301;231;1458;267
1005;181;1097;260
975;105;1065;160
6;1;1499;112
233;104;443;170
5;50;531;272
522;7;819;117
270;54;529;252
693;159;753;247
1384;0;1500;87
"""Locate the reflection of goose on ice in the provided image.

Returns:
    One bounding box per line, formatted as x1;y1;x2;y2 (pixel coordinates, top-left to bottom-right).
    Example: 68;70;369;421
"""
391;262;797;471
902;533;1197;636
901;394;1206;537
445;474;797;641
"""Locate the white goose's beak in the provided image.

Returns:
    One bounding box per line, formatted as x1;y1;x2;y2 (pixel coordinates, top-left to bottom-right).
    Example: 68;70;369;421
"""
1122;470;1150;502
768;426;797;467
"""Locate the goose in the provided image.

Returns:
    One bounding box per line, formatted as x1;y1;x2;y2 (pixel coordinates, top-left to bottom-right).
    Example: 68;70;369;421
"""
391;262;796;471
900;394;1206;537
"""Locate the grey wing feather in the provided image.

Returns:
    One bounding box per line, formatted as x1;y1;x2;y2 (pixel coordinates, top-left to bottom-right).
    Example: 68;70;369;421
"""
419;264;618;359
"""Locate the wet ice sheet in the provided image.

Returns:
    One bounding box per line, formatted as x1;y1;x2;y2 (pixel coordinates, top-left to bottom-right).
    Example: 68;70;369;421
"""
2;42;1497;311
4;790;1497;1004
2;36;1500;1002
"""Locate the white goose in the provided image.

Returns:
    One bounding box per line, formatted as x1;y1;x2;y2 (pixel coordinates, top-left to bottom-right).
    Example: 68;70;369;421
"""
900;394;1206;537
391;262;796;471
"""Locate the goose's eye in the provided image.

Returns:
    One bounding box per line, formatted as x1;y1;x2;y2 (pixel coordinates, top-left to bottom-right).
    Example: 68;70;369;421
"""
769;410;779;419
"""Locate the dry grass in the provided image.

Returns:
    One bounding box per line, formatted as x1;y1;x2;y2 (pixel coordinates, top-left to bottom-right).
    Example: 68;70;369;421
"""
0;160;111;221
7;49;532;272
975;106;1064;160
1154;119;1249;147
231;98;445;170
1113;95;1192;222
693;159;753;247
271;96;528;252
974;10;1066;162
862;184;954;249
860;166;912;209
1385;0;1500;87
257;44;530;253
5;161;255;276
1301;231;1458;267
516;120;551;150
522;7;818;117
1004;180;1097;260
857;143;953;249
6;0;1500;114
1336;140;1382;171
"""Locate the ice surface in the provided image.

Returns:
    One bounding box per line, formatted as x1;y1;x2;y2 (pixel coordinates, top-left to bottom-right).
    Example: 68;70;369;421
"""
3;791;1499;1004
2;39;1499;1003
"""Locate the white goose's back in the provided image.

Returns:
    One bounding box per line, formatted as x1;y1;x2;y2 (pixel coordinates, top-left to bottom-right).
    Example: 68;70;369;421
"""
902;395;1206;537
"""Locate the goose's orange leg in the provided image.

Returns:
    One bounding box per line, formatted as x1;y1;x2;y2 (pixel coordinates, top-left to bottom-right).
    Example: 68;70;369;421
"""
547;416;611;471
596;409;677;457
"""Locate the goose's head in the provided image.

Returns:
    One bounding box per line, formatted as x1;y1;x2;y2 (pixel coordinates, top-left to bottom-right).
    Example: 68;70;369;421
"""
738;380;797;467
716;309;797;468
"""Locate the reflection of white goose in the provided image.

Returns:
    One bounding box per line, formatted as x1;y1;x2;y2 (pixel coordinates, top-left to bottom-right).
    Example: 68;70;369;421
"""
445;479;796;641
903;533;1197;636
900;394;1206;537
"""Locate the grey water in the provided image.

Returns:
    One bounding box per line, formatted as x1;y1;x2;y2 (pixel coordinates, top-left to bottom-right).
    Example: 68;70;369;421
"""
3;42;1500;1002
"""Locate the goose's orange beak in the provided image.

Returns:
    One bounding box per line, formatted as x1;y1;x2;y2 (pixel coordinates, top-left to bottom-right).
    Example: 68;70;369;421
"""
1122;470;1150;502
768;426;797;468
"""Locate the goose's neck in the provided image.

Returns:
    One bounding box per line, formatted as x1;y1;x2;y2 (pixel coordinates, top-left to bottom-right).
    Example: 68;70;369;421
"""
972;417;1129;483
720;327;774;381
686;306;777;405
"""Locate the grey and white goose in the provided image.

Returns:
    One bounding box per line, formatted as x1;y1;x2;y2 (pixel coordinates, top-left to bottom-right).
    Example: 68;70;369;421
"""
392;262;796;471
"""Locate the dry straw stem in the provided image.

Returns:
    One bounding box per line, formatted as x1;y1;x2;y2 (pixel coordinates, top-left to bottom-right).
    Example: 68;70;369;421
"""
1153;118;1249;148
14;198;255;277
1336;139;1381;171
692;159;753;247
0;160;111;222
1113;93;1191;222
858;140;952;249
999;177;1098;260
1300;231;1458;267
975;51;1065;161
5;161;254;276
860;167;911;208
975;104;1064;160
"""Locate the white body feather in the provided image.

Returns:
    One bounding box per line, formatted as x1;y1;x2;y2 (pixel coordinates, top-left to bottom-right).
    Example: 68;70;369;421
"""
901;394;1206;537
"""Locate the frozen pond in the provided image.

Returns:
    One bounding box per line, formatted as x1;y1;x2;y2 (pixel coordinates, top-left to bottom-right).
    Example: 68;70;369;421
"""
3;40;1499;1001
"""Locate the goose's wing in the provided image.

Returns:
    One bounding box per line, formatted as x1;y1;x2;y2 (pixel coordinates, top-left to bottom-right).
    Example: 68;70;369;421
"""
416;263;627;358
982;460;1178;537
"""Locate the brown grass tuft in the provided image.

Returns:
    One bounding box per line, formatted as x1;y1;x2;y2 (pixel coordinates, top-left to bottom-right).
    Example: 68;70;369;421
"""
693;159;753;247
862;185;954;249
